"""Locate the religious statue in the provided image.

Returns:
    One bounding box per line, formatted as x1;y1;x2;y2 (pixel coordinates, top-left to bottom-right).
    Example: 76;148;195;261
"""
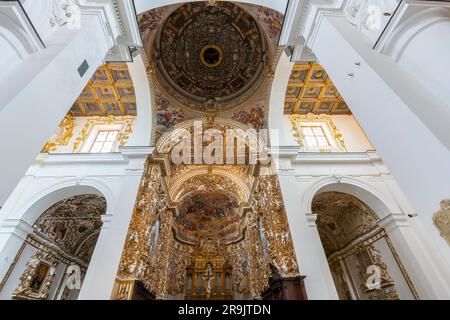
204;263;215;299
433;200;450;246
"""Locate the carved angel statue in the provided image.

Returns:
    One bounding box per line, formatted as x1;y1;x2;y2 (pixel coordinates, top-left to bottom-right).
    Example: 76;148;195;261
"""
433;200;450;246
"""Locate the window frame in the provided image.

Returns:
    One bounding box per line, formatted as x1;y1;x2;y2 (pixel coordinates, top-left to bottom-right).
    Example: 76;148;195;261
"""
89;129;121;153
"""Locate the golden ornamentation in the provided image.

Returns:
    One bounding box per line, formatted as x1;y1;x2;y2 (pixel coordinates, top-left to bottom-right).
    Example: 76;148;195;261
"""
72;115;134;152
313;192;417;300
69;63;137;117
115;156;300;300
251;174;300;278
284;62;351;115
12;250;59;300
289;113;347;151
115;162;173;299
42;114;76;152
433;199;450;246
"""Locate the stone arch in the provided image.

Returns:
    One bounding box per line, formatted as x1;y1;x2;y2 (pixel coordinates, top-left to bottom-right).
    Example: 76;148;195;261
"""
303;176;400;219
0;183;110;300
14;180;114;227
0;12;40;58
380;7;450;61
169;168;251;203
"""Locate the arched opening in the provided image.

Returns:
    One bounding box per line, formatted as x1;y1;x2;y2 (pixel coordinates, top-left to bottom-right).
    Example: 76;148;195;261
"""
0;194;107;300
312;191;418;300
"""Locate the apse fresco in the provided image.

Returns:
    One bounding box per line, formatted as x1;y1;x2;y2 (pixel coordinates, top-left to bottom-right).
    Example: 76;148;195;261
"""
176;192;241;243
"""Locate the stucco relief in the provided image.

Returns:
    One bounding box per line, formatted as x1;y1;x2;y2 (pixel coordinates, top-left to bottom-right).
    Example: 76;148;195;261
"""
433;199;450;246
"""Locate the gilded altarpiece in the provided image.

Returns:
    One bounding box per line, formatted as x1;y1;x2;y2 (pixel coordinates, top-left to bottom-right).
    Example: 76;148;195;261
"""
113;159;303;300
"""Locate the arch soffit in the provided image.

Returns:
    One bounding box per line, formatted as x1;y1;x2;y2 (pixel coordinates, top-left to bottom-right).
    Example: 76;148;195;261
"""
168;168;251;203
381;7;450;60
11;179;115;226
303;176;400;219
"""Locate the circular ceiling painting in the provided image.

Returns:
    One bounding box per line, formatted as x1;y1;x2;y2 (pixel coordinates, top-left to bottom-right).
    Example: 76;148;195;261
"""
155;2;267;113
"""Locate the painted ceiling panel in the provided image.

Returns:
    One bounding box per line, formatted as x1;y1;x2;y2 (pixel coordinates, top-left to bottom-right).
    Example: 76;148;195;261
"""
69;63;137;117
284;62;351;115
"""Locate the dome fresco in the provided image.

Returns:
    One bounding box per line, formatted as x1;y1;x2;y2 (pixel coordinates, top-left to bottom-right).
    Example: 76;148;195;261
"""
155;2;267;112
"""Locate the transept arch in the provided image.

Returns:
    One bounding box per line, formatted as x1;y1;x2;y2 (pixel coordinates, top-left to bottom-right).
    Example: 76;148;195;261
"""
0;193;107;300
11;182;113;227
311;190;419;300
303;177;399;219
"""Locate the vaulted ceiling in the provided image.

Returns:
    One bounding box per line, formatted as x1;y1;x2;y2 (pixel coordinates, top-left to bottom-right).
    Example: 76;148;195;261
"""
284;62;351;115
69;63;137;117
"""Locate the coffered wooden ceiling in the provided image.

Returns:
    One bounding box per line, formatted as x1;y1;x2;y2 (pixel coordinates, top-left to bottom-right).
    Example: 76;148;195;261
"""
69;63;137;117
284;62;351;115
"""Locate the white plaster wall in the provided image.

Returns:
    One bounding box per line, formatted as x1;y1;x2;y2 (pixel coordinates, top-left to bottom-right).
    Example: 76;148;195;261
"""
126;54;152;146
307;14;450;268
0;14;111;206
0;243;36;300
276;151;450;299
331;115;374;152
281;114;375;151
0;148;151;300
20;0;55;41
269;52;295;147
397;19;450;108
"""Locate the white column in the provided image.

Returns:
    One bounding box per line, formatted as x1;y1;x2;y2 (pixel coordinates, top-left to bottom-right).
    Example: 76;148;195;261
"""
275;157;339;300
379;215;450;299
126;54;153;146
78;147;151;300
0;0;140;207
0;15;110;206
308;13;450;266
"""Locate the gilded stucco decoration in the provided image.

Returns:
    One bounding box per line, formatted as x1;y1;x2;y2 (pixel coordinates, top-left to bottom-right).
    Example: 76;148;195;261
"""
72;115;134;152
115;163;173;299
12;250;59;300
11;194;106;300
137;2;283;144
33;194;105;263
313;192;418;300
289;113;348;151
113;153;301;300
251;174;300;278
42;114;76;153
433;199;450;246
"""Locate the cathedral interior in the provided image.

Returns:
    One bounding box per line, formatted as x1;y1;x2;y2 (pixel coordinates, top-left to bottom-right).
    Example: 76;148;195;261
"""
0;0;449;301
